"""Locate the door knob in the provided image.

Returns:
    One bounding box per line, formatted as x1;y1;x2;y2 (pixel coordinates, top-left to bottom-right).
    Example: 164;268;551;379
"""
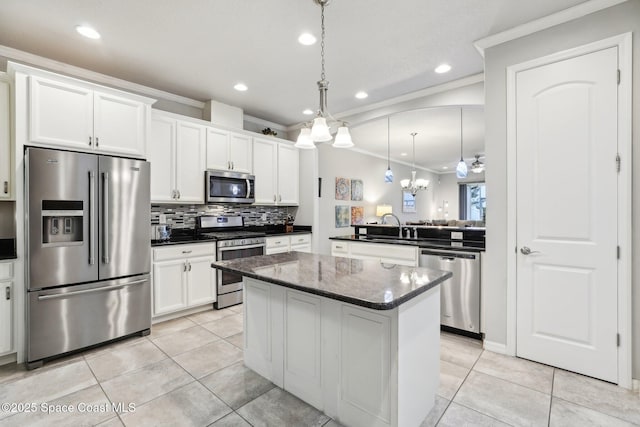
520;246;540;255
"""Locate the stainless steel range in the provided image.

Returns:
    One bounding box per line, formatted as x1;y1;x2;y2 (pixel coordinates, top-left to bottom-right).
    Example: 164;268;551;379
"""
197;216;265;309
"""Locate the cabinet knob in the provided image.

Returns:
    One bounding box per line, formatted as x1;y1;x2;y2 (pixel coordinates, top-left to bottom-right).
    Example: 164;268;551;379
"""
273;195;276;202
96;137;99;147
5;286;10;300
89;136;92;146
3;181;7;194
278;195;282;202
231;161;234;170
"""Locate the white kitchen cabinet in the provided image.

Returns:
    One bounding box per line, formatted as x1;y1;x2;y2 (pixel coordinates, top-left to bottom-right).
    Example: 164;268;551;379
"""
149;111;206;204
253;137;299;205
28;74;149;158
265;234;312;255
0;74;11;200
330;240;418;266
0;261;14;355
152;243;216;317
206;128;252;173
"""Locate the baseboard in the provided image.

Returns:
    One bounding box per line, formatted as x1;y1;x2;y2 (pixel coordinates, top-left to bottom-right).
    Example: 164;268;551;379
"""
0;352;17;367
151;304;216;324
633;379;640;394
483;340;508;354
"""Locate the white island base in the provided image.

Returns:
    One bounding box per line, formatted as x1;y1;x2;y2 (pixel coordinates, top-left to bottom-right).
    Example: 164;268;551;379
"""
243;277;440;427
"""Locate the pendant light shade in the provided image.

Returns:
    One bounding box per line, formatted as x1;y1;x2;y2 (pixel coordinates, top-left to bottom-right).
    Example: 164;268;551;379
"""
332;125;354;148
456;108;468;179
310;117;332;142
295;127;316;149
384;117;393;183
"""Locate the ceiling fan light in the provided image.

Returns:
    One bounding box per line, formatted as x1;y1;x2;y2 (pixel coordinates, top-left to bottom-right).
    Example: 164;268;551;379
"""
295;127;316;149
332;126;354;148
310;117;332;142
456;159;468;179
471;155;485;173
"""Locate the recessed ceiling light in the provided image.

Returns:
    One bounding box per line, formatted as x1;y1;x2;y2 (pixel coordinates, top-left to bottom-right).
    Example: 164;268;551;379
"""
303;109;314;115
400;152;407;157
298;33;317;45
233;83;248;92
442;166;449;170
355;91;368;99
76;25;100;39
434;63;452;74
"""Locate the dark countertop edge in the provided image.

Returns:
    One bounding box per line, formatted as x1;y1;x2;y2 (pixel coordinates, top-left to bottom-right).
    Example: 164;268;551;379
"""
330;235;485;252
212;262;452;310
265;230;312;237
0;255;17;260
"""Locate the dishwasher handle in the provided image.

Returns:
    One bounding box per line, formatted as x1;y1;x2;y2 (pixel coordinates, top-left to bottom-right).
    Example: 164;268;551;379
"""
420;249;477;260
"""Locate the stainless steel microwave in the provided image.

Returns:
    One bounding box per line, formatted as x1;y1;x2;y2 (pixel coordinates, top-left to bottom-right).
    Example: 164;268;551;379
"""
205;170;255;204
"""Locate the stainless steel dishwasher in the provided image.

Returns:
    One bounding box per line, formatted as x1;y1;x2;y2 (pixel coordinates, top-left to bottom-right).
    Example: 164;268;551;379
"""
419;249;480;334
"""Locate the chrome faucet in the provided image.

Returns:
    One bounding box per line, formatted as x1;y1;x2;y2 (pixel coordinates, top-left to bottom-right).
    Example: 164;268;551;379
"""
381;213;403;237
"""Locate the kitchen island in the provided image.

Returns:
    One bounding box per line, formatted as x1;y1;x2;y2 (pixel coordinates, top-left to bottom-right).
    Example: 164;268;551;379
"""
212;252;451;427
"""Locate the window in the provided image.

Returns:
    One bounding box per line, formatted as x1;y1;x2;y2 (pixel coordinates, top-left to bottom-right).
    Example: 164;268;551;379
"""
459;183;486;221
402;191;416;213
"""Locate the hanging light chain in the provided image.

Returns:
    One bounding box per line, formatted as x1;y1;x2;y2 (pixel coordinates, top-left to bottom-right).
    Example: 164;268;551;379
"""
460;108;463;159
411;132;417;169
320;1;326;81
387;117;390;167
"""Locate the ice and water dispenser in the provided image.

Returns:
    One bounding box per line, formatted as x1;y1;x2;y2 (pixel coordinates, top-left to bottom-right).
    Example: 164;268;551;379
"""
41;200;84;246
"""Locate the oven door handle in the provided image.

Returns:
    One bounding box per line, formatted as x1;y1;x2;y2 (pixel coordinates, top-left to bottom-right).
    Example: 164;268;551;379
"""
218;243;266;252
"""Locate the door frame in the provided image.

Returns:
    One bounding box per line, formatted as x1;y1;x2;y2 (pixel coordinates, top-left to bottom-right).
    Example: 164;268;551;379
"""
505;32;633;388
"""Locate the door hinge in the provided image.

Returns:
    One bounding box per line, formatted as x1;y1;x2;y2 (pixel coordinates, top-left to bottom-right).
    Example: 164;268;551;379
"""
616;154;621;173
617;246;620;259
617;333;621;347
617;69;621;85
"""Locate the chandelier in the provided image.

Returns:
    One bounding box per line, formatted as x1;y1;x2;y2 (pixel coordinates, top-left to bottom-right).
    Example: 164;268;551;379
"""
295;0;354;149
400;132;429;196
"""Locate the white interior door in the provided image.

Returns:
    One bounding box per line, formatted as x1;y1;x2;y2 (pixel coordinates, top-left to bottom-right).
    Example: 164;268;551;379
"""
515;47;619;383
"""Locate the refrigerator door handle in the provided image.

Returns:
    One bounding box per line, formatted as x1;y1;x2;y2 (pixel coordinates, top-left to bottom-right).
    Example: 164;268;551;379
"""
102;171;110;264
89;170;95;265
37;278;148;301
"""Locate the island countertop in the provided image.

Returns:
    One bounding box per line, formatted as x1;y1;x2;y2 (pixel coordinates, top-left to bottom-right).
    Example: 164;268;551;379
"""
212;252;451;310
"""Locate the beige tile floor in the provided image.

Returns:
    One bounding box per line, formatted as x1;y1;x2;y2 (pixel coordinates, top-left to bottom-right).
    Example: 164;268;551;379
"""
0;305;638;426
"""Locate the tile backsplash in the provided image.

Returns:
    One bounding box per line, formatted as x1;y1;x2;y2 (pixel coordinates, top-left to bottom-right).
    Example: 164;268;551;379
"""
151;204;298;228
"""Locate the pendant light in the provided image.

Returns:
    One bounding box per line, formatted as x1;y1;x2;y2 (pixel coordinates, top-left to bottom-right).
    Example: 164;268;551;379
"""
295;126;315;149
384;117;393;183
400;132;429;196
471;155;485;173
456;108;468;179
297;0;354;148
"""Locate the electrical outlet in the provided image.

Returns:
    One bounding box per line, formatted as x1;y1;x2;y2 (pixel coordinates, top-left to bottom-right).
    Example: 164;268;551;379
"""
159;214;167;224
358;228;367;235
261;213;267;221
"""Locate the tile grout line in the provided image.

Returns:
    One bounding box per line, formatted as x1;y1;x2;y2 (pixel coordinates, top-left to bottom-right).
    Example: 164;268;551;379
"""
83;353;126;425
547;368;555;426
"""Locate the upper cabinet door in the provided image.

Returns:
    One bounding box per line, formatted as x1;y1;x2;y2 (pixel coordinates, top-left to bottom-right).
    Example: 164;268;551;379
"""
277;143;299;205
176;122;205;203
229;132;253;173
93;92;146;158
0;77;11;200
149;114;176;203
29;76;93;149
206;128;230;170
252;137;277;204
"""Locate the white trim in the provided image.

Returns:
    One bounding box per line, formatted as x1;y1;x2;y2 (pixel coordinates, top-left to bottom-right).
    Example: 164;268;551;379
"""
0;352;17;367
483;340;508;355
633;379;640;394
285;74;485;132
347;147;440;174
473;0;629;56
0;44;204;108
151;304;215;325
505;33;633;388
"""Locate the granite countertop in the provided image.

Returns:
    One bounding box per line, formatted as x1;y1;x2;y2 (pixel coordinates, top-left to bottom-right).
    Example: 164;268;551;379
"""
212;252;451;310
330;234;485;252
265;230;312;237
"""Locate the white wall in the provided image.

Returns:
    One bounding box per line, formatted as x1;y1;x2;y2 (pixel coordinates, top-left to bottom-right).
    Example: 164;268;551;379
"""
483;0;640;378
432;174;459;220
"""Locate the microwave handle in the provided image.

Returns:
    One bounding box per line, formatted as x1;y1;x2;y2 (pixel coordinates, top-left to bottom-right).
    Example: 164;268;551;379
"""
246;179;251;199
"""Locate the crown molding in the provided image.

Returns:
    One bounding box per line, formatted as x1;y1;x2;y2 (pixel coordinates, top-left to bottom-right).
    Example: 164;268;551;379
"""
473;0;629;57
285;73;485;132
0;44;205;108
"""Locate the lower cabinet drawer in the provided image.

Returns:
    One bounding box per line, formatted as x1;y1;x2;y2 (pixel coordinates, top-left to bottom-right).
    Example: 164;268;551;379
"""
153;243;215;261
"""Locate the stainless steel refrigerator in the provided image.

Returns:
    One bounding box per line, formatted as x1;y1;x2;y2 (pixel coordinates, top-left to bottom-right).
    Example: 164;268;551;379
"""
26;147;151;368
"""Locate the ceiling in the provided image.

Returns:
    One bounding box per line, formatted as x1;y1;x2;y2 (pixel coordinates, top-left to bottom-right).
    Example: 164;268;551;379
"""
0;0;590;129
349;106;484;172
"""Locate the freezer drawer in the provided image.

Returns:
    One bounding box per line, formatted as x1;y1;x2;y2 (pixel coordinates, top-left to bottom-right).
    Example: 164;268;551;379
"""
420;249;480;333
27;275;151;363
